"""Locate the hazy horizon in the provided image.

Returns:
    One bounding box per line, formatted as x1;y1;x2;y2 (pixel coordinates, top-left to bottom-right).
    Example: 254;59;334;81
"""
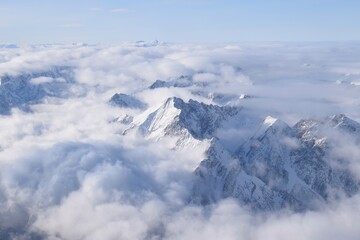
1;0;360;44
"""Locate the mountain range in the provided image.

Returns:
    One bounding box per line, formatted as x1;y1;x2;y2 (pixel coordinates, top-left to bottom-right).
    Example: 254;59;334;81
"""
124;96;360;211
1;69;359;213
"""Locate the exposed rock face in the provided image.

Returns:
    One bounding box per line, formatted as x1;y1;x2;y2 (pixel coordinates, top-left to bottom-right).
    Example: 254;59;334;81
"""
109;93;147;109
149;76;196;89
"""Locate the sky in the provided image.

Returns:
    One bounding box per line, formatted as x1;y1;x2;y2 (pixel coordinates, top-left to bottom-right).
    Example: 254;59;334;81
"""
1;0;360;44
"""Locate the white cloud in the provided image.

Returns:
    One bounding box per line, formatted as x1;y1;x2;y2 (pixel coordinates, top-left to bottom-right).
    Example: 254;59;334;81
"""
30;76;66;85
0;42;360;239
60;23;84;28
110;8;130;13
90;7;102;11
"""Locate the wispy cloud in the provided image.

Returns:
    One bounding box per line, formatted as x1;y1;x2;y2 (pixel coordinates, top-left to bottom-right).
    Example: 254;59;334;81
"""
60;23;83;28
110;8;130;13
0;7;9;11
89;7;102;11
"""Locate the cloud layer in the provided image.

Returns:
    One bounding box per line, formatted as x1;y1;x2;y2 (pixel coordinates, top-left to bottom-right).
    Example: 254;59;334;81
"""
0;42;360;239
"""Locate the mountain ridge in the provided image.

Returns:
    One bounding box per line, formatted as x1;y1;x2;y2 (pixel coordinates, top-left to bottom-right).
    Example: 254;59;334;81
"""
128;97;360;211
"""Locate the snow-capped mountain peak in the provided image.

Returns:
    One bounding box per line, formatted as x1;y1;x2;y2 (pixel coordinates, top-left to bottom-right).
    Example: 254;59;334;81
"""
137;97;240;143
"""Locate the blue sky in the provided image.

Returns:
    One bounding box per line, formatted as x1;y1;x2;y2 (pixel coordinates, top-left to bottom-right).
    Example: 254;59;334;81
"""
0;0;360;44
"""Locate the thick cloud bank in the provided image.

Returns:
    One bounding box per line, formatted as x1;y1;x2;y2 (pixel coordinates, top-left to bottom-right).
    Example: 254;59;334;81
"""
0;42;360;239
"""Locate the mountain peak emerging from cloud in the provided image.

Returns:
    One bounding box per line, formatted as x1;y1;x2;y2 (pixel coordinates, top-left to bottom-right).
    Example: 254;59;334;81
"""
1;43;360;239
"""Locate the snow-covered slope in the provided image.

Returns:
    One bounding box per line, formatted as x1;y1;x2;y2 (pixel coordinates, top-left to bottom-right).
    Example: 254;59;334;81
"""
135;97;239;148
193;113;360;211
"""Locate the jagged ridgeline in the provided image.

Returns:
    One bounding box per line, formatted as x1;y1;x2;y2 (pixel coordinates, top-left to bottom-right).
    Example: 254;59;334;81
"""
125;97;360;211
0;67;74;114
